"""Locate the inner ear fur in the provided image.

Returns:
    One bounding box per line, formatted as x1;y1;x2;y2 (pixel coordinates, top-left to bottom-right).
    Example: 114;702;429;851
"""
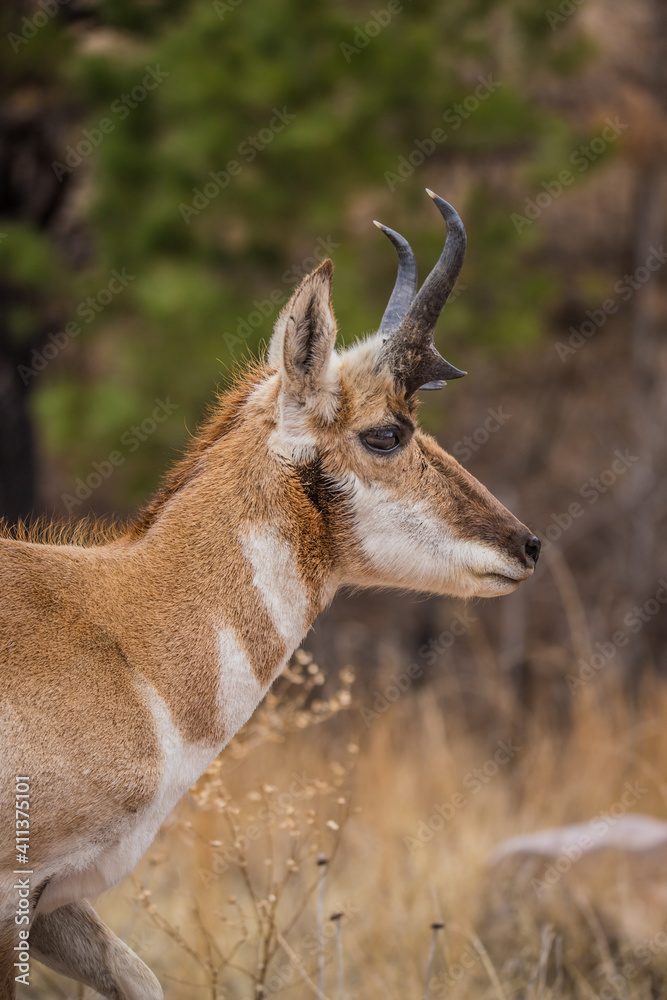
269;260;337;403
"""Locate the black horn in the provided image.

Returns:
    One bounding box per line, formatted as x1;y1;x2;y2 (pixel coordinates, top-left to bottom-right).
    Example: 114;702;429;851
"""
374;221;418;335
381;189;467;395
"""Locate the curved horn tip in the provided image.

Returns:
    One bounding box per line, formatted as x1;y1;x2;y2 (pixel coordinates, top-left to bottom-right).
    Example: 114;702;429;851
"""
425;188;461;220
425;187;450;206
373;219;384;230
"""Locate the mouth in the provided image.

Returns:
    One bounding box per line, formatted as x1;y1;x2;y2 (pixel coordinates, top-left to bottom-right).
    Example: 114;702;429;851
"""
474;571;531;597
488;573;522;589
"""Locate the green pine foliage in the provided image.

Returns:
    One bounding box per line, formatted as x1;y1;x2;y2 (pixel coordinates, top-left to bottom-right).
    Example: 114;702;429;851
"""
8;0;592;510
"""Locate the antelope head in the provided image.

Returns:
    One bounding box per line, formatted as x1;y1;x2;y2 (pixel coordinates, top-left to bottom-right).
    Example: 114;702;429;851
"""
263;189;540;599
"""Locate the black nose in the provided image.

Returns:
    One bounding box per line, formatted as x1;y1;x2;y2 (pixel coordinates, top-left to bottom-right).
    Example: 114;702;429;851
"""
524;535;541;566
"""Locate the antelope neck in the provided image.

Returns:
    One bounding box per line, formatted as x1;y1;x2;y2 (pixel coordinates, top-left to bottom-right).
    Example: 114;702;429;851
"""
98;445;336;748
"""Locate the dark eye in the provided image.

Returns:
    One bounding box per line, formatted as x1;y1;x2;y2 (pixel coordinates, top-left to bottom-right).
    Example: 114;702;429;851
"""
361;427;401;453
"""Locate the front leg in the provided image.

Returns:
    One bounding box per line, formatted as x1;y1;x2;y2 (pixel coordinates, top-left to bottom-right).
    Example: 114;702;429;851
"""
30;900;162;1000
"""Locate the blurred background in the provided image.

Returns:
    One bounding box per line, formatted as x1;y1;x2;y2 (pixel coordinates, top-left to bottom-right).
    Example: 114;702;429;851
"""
3;0;667;996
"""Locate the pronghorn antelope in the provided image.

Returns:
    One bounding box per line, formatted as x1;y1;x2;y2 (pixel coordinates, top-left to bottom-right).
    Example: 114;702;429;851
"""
0;190;539;999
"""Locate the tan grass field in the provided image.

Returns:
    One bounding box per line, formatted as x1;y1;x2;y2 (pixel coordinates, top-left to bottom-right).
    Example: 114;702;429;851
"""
23;654;667;1000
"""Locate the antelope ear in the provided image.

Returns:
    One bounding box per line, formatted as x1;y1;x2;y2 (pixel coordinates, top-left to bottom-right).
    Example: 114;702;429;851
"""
269;260;338;405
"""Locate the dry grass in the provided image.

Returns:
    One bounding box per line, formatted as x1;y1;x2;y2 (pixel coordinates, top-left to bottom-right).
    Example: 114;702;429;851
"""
26;654;667;1000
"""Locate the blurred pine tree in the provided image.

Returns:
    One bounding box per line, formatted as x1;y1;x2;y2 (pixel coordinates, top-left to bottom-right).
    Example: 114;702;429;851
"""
0;0;591;518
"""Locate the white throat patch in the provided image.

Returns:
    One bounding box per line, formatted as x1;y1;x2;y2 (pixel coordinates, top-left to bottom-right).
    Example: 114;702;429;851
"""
217;627;267;742
216;526;311;743
241;525;310;649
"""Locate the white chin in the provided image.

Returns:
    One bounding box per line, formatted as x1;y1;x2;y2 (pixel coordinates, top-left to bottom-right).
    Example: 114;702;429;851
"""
473;574;521;598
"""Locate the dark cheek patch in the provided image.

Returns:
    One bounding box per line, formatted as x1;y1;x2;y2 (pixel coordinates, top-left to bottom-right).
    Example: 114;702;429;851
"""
294;457;355;532
295;458;338;516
